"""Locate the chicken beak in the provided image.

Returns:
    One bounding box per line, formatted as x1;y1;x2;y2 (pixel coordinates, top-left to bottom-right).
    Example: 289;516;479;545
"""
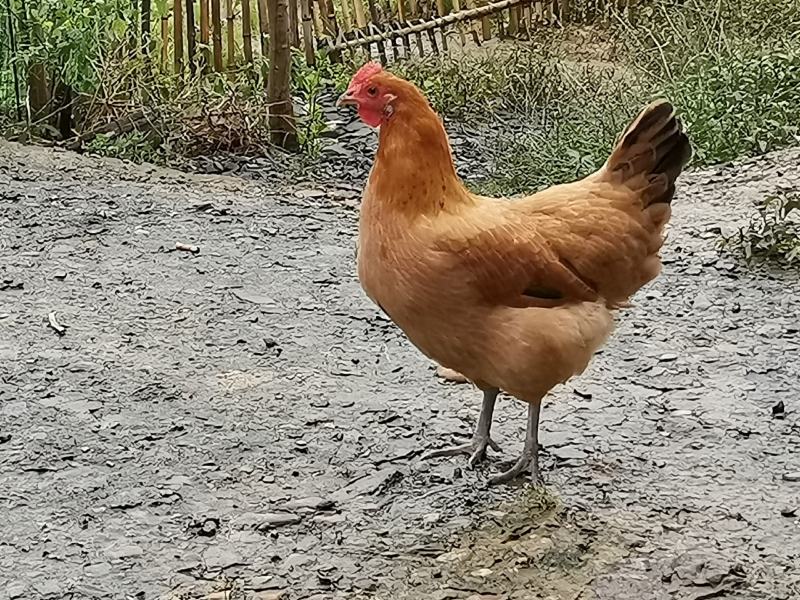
336;91;357;108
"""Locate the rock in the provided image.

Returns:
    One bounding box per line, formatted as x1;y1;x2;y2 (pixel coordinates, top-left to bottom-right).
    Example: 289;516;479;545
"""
104;543;144;560
282;496;335;512
237;512;302;530
470;568;493;577
202;546;244;570
5;581;27;599
551;446;588;461
85;562;113;577
772;400;785;418
780;507;797;517
254;592;286;600
331;467;403;500
658;353;679;362
783;472;800;482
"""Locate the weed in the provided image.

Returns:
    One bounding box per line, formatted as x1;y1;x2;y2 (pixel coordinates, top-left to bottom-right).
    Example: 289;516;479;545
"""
720;192;800;266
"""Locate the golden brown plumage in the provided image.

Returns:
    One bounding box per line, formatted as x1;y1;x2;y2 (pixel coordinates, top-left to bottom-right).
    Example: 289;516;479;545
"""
338;63;691;483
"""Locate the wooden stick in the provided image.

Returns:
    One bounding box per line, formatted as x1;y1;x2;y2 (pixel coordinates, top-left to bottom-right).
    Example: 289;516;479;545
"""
200;0;211;72
288;0;301;47
174;0;184;73
339;0;353;32
211;0;224;71
352;0;367;28
226;0;235;68
451;0;467;45
141;0;152;55
258;0;269;59
300;0;315;64
187;0;197;74
242;0;254;62
321;0;529;51
267;0;298;147
365;0;387;63
161;15;170;67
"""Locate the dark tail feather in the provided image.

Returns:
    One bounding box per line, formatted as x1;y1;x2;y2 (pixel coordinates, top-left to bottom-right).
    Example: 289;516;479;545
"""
604;100;692;207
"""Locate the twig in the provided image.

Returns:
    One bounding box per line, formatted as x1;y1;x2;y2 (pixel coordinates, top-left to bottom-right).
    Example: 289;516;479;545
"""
175;242;200;254
47;312;67;336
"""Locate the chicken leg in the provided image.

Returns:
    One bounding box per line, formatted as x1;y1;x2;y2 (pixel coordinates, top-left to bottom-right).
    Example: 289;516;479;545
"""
423;388;501;467
488;399;542;485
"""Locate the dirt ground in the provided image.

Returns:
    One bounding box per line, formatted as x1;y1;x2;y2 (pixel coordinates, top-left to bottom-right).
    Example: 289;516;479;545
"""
1;140;799;600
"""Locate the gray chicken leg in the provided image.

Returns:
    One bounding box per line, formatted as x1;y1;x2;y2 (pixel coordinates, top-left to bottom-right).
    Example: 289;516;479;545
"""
423;388;501;467
488;400;543;485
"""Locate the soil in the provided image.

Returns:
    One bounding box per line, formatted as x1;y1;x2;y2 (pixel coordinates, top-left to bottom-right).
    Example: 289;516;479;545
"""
1;138;799;600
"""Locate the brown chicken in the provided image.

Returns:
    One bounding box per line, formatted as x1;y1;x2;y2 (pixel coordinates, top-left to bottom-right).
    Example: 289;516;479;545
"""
337;62;691;484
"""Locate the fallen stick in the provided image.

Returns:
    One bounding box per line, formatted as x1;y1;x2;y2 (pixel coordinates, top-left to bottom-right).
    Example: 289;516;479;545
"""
48;312;67;336
175;242;200;254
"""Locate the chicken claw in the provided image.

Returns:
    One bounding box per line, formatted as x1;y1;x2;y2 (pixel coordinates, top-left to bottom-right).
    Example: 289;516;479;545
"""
423;388;500;467
488;400;543;485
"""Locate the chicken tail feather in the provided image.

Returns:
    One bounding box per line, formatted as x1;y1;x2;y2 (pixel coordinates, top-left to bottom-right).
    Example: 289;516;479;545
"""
603;100;692;207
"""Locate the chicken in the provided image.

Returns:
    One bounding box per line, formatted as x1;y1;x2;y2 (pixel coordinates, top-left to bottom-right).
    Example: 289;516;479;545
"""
336;62;691;484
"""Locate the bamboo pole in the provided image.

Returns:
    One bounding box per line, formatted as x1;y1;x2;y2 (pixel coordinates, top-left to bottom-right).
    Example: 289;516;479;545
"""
434;0;448;50
451;0;467;45
352;0;367;27
161;15;170;67
226;0;235;67
257;0;269;58
339;0;353;32
395;0;412;53
141;0;152;55
508;2;518;34
187;0;197;74
267;0;298;147
300;0;315;64
365;0;387;63
211;0;224;71
174;0;184;73
200;0;211;71
288;0;301;46
242;0;254;62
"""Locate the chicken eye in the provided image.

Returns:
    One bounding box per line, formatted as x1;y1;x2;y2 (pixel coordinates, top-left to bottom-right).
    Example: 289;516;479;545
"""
367;86;378;97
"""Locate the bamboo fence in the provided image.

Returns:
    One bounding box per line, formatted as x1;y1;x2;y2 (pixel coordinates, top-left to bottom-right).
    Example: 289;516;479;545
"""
149;0;628;70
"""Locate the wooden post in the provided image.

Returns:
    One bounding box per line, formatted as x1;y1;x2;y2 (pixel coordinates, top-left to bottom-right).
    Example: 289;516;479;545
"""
226;0;236;67
508;3;519;35
187;0;198;74
200;0;211;72
211;0;224;71
479;0;492;39
266;0;298;147
288;0;301;47
242;0;254;62
300;0;315;65
141;0;152;55
161;14;170;67
257;0;270;59
434;0;448;50
174;0;184;73
339;0;353;31
366;0;387;63
450;0;467;45
382;0;401;59
352;0;367;27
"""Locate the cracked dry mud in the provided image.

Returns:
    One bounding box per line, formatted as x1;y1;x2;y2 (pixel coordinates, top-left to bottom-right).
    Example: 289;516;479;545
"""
1;140;799;600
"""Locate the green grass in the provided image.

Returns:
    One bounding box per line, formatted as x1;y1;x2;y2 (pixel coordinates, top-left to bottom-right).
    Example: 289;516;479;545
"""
326;0;800;196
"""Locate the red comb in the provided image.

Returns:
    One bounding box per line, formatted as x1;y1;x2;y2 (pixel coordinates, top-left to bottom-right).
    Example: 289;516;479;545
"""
351;61;383;86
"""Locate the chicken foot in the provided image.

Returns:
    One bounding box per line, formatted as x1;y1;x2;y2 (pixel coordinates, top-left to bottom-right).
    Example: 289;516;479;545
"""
488;400;543;485
423;388;501;467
